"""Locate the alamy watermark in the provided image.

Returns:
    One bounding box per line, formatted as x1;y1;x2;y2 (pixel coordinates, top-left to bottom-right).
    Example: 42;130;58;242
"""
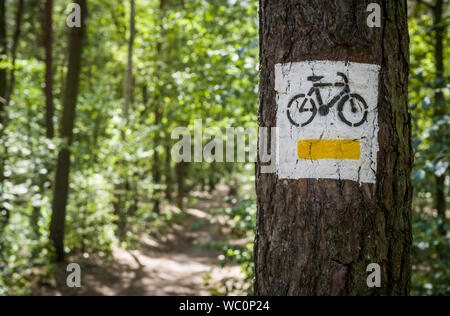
367;3;381;28
367;263;381;288
66;263;81;288
66;3;81;28
170;120;277;174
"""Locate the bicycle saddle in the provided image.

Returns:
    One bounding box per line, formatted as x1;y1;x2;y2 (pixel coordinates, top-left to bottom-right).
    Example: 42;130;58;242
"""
307;76;324;82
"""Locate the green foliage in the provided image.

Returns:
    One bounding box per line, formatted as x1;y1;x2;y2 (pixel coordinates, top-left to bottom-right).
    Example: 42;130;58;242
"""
208;198;256;295
0;199;52;295
0;0;448;296
409;2;449;189
408;0;449;296
64;171;117;256
0;0;259;295
411;211;450;295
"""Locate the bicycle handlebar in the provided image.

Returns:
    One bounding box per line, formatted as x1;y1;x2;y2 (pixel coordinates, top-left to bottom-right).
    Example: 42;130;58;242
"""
307;73;348;85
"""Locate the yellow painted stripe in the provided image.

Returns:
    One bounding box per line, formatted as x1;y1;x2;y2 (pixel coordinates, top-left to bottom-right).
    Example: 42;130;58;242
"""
298;139;360;160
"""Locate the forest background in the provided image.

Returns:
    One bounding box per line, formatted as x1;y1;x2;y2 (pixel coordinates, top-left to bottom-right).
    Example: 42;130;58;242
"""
0;0;448;296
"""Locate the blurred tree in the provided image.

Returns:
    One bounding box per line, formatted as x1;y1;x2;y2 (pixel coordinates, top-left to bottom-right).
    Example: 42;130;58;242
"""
114;0;136;239
0;0;6;110
0;1;6;221
50;0;87;262
152;0;164;214
429;0;447;236
0;0;24;225
408;0;449;295
43;0;54;139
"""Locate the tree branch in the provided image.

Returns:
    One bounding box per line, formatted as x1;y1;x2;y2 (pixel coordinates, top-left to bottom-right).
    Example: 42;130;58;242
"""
416;0;435;9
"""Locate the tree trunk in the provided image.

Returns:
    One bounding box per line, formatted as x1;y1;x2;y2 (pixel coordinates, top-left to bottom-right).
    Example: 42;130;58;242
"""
436;175;447;235
0;0;6;111
0;0;6;223
0;0;24;223
176;161;185;209
44;0;54;139
152;0;165;213
113;0;135;240
31;0;55;237
152;117;162;213
123;0;135;127
50;0;86;262
208;162;217;193
165;135;173;202
255;0;413;296
25;98;43;238
431;0;447;236
5;0;23;104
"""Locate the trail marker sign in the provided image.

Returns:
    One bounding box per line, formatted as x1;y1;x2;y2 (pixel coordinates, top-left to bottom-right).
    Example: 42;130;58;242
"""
275;60;380;184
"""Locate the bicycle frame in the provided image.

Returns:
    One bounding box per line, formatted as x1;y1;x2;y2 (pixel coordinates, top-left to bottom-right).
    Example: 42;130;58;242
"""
307;72;349;115
287;72;368;128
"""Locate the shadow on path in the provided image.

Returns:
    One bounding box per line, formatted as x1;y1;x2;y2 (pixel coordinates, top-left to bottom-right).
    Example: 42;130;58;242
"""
33;187;243;296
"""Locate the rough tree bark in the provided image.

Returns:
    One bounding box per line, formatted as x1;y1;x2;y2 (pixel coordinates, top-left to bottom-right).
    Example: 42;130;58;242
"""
50;0;86;262
255;0;413;296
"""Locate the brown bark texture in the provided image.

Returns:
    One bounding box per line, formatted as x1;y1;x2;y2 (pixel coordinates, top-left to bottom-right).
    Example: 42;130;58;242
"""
255;0;413;296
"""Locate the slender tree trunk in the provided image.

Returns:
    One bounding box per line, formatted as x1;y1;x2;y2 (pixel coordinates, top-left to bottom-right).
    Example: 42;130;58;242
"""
152;116;162;213
5;0;23;104
123;0;135;128
50;0;86;262
176;161;185;209
165;134;173;202
0;0;6;110
208;162;217;193
141;84;148;119
0;0;6;224
44;0;54;139
25;98;42;237
0;0;24;223
152;0;165;213
436;175;447;234
431;0;447;236
30;0;55;236
255;0;413;296
114;0;135;239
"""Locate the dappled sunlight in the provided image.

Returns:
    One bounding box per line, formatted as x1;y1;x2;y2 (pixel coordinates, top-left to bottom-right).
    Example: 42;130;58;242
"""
32;189;247;296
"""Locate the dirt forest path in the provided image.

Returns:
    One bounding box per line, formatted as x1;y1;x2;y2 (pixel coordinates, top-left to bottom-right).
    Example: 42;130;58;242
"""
34;186;243;296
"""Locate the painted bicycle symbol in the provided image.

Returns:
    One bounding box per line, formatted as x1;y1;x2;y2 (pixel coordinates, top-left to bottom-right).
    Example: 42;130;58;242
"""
287;72;369;127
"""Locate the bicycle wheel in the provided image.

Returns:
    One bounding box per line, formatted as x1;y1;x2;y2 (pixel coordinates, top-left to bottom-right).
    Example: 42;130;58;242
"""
337;94;368;127
287;94;317;127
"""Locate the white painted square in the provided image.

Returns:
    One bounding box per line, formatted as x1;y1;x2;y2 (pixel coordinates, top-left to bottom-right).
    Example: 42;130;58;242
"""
275;60;380;183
